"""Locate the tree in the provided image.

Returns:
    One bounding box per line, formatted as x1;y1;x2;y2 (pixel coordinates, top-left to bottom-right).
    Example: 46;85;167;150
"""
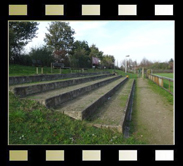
168;58;174;70
89;44;103;60
44;22;75;63
29;45;54;67
9;21;39;63
101;55;115;69
70;40;91;68
140;57;152;67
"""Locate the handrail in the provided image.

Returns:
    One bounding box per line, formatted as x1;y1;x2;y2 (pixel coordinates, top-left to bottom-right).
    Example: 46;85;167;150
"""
151;74;173;82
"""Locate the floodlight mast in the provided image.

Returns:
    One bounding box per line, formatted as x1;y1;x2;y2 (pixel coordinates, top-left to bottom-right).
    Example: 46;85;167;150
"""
125;55;130;73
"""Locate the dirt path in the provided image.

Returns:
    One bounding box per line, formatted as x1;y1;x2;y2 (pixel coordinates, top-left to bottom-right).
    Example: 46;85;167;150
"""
134;78;173;145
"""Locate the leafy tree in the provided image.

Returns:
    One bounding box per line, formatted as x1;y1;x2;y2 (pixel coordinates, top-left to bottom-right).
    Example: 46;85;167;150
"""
29;45;54;67
9;22;39;63
168;58;173;70
89;44;103;60
44;22;75;64
70;40;91;68
101;55;115;69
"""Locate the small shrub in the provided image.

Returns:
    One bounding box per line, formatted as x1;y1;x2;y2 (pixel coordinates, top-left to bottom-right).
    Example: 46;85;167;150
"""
146;69;151;78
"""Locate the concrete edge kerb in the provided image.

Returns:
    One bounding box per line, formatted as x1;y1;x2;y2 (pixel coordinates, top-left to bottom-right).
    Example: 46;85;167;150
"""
120;79;135;134
9;71;110;85
44;75;122;108
80;77;128;121
12;73;113;97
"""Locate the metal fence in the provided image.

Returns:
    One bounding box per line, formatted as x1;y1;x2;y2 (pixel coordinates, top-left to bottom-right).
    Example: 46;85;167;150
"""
148;74;173;95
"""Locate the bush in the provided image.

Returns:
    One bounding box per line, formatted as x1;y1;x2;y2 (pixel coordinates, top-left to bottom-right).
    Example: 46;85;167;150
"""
19;54;32;66
29;46;55;67
10;53;32;66
146;69;151;78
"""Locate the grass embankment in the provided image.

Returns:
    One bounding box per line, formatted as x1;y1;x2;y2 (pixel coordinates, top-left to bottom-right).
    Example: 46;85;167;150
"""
9;64;107;76
9;92;144;144
9;64;139;78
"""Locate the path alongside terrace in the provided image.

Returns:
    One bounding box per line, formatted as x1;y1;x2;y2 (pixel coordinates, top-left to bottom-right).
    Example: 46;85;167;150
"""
134;78;173;145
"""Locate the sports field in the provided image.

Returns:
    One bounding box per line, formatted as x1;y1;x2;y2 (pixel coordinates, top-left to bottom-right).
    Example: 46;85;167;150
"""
154;73;173;79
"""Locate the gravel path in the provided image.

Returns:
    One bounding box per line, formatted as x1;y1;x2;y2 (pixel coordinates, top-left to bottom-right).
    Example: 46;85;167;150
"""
135;78;173;145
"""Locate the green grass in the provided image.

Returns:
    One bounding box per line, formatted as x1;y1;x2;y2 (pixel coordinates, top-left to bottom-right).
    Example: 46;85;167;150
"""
114;70;137;79
128;80;148;143
9;91;144;144
147;79;173;105
152;73;174;94
9;64;109;76
154;73;173;79
9;64;70;76
9;64;138;78
9;65;144;144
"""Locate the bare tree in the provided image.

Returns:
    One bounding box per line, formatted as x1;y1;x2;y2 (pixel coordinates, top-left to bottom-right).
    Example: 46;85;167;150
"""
140;57;152;67
120;59;126;68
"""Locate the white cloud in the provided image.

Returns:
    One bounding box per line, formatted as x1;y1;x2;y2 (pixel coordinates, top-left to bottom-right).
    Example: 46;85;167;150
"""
24;21;174;64
99;21;174;63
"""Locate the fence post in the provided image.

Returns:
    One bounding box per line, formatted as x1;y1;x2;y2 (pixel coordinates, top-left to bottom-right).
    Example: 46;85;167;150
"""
51;63;52;73
41;67;43;74
36;67;38;74
142;67;144;78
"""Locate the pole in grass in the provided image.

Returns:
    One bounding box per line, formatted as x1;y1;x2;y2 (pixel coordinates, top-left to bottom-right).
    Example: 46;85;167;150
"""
125;55;130;73
142;67;144;79
36;67;38;74
51;63;52;73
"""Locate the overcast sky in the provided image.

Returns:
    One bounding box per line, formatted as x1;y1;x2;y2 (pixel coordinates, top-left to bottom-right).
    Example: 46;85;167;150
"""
24;20;174;66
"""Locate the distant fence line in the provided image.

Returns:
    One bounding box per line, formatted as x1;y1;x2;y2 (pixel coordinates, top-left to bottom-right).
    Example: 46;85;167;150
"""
148;74;173;95
151;69;173;73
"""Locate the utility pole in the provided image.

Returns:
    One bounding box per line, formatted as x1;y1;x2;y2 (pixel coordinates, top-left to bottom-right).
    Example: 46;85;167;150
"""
125;55;130;73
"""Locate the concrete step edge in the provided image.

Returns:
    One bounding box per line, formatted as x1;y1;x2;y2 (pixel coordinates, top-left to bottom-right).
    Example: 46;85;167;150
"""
42;75;122;108
12;73;114;98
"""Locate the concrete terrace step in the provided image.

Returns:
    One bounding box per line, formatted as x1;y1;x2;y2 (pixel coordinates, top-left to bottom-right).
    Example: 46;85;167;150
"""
9;71;110;85
55;77;128;120
88;79;135;134
10;73;113;97
26;75;122;108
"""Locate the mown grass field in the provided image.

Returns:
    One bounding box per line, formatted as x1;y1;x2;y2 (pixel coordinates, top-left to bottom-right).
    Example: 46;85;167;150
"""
154;73;173;79
9;64;143;144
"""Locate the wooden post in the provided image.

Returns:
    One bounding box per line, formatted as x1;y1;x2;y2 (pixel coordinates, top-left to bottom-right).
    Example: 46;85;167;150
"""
142;67;144;78
36;67;38;74
41;67;43;74
51;63;52;73
60;68;62;74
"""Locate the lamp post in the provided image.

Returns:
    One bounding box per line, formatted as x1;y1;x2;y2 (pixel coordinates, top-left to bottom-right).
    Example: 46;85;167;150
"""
125;55;130;73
